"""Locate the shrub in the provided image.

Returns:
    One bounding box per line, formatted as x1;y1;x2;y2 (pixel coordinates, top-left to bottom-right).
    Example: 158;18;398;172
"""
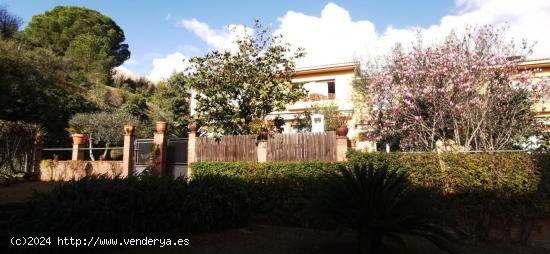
0;120;38;184
192;152;550;242
10;174;250;238
320;162;454;254
346;151;550;241
191;161;342;226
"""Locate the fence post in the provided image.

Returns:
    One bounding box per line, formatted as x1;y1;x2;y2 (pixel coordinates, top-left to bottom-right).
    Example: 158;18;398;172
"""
71;135;85;161
257;139;267;162
187;124;197;178
336;134;348;162
153;122;167;176
122;125;136;177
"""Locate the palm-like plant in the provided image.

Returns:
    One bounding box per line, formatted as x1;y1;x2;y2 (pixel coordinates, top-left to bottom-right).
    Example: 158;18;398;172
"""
321;161;454;254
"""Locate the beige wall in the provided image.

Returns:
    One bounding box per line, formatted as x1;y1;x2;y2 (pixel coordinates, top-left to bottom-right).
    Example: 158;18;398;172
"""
40;160;123;181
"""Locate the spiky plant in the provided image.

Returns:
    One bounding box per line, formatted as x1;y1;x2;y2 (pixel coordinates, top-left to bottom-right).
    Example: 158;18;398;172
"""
321;161;454;254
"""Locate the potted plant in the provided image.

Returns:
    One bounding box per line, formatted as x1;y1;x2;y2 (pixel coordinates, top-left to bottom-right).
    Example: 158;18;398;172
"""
251;118;272;140
155;116;168;133
335;117;349;136
124;124;136;135
258;128;269;140
66;123;87;145
188;121;199;132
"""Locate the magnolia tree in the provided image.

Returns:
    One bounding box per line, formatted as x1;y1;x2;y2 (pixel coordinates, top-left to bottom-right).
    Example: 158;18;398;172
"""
355;25;549;151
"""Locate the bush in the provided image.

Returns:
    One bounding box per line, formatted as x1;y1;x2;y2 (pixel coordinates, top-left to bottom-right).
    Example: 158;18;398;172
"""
320;162;453;254
346;151;550;241
191;161;342;226
10;174;250;238
192;152;550;241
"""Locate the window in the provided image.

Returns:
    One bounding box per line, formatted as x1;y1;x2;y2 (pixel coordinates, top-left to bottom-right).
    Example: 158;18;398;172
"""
328;81;335;99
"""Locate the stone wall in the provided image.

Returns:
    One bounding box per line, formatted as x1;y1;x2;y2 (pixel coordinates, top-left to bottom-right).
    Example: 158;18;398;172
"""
39;160;123;181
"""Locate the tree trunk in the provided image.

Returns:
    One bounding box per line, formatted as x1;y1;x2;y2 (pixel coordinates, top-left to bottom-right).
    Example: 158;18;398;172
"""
88;134;95;161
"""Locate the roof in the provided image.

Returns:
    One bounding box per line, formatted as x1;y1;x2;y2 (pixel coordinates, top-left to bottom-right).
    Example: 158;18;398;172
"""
294;62;357;76
519;58;550;69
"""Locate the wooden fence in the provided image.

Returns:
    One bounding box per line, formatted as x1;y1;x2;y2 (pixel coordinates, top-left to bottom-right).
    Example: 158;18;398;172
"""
267;131;336;161
195;135;257;162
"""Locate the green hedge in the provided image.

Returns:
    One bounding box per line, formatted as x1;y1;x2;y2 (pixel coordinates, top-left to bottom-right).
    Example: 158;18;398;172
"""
191;152;550;240
346;151;550;240
192;161;341;226
10;174;251;239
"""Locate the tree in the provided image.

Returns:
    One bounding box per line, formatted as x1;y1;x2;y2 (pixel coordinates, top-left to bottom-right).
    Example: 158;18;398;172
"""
24;6;130;84
149;72;191;137
355;25;549;151
186;20;306;135
69;112;137;160
64;34;115;85
0;39;97;147
0;6;22;38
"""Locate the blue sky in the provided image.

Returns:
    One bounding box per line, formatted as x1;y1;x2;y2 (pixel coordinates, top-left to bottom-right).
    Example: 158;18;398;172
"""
3;0;550;81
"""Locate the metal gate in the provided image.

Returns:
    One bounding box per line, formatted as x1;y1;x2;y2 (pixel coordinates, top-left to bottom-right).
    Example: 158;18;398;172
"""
133;138;188;178
166;138;188;178
134;139;154;176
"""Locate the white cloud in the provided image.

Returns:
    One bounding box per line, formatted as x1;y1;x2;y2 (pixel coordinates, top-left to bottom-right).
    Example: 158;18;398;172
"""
179;18;252;52
148;52;189;82
273;1;550;67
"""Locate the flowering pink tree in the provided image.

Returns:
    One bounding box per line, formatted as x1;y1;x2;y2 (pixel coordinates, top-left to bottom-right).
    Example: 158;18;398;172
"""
355;25;549;151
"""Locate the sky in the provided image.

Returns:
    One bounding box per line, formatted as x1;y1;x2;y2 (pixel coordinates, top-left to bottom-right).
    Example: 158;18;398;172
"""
3;0;550;82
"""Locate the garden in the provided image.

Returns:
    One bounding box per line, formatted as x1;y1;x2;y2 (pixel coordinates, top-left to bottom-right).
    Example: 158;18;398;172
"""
1;4;550;254
2;152;550;253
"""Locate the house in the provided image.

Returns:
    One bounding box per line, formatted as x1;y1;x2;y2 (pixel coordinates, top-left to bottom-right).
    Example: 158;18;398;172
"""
519;58;550;132
267;58;550;150
190;58;549;147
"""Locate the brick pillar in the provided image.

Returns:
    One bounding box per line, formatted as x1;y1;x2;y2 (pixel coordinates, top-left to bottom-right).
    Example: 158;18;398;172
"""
71;134;86;161
153;122;167;176
187;130;196;178
336;136;348;162
122;126;136;177
257;140;267;162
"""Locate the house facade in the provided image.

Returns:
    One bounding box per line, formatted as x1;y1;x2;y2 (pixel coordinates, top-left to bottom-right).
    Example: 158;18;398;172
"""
267;58;550;150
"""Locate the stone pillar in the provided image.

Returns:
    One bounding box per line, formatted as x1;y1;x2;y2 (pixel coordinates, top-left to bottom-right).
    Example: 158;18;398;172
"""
336;136;348;162
153;122;167;176
71;134;86;161
122;126;136;177
187;130;196;178
257;140;267;162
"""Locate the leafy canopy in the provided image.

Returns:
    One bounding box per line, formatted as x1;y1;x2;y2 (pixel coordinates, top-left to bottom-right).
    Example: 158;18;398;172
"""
24;6;130;81
187;20;306;135
0;6;22;38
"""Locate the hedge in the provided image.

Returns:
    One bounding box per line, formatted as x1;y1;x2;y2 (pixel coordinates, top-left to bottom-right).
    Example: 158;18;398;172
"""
191;161;341;226
10;174;251;240
191;152;550;240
